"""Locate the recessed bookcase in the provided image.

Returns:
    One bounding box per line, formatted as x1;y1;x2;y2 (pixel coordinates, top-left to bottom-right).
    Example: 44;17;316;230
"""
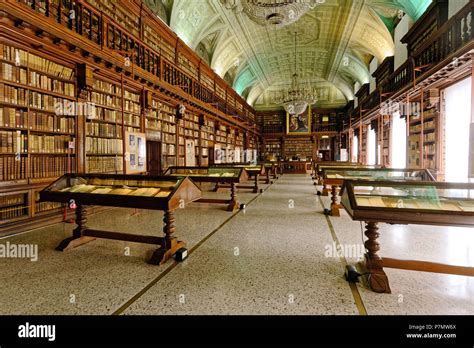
200;116;214;167
86;76;123;174
0;41;76;222
406;90;439;170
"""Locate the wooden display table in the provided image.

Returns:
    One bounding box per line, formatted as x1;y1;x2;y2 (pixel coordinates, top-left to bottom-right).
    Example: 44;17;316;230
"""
164;166;248;211
211;164;264;193
258;162;279;182
341;180;474;293
320;168;435;216
282;161;312;174
313;161;361;184
40;174;201;265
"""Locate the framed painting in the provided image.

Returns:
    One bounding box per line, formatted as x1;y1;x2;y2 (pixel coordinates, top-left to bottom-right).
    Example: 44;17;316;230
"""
286;106;311;135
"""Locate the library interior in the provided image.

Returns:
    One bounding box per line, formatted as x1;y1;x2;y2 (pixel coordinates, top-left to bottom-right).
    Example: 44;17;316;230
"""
0;0;473;316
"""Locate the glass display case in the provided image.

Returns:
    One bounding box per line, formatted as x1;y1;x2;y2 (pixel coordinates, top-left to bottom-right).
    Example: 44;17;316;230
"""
164;166;248;211
258;162;279;182
320;167;435;216
211;164;265;193
340;180;474;293
313;161;359;181
281;160;312;174
40;174;201;265
314;162;375;184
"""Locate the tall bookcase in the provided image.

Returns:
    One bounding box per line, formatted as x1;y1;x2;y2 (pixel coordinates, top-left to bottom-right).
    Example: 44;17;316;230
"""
381;115;391;167
406;90;439;170
0;41;76;222
199;116;214;167
86;76;123;173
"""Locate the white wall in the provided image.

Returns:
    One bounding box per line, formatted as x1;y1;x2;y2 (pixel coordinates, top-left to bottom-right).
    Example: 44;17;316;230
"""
393;14;412;70
449;0;469;19
369;57;378;93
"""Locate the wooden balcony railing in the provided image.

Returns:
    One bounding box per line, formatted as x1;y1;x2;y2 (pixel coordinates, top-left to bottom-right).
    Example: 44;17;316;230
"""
15;0;257;127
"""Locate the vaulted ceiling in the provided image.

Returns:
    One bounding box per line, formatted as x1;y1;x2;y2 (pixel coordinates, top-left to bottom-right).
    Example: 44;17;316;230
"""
143;0;432;110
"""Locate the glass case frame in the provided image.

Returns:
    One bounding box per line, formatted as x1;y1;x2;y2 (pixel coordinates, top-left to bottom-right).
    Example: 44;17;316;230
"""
339;179;474;294
40;173;201;265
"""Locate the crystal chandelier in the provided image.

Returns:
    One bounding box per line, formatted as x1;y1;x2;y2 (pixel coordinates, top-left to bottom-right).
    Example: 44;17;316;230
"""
220;0;324;28
272;32;317;115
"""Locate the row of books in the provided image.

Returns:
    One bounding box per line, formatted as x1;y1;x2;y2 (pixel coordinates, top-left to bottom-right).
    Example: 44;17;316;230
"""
0;108;26;128
0;156;27;180
31;112;75;133
0;62;26;84
89;91;120;107
124;100;140;114
0;206;27;221
183;120;199;130
184;129;199;138
145;119;161;130
93;79;121;95
30;155;75;178
0;45;28;66
35;201;64;213
0;131;27;153
0;193;25;208
30;91;68;112
161;143;176;156
163;133;176;144
30;135;73;153
124;90;140;102
424;144;436;155
29;71;75;97
28;52;74;80
123;113;140;127
86;138;123;154
86;156;123;173
86;122;122;138
424;132;436;142
91;107;118;122
0;84;27;106
1;46;74;79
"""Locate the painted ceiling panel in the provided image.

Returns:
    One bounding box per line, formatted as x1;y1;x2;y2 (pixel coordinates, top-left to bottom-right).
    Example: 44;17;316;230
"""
145;0;432;109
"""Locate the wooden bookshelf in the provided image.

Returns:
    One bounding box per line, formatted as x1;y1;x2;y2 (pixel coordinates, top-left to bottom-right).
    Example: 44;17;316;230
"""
0;1;260;235
0;41;75;225
86;76;123;174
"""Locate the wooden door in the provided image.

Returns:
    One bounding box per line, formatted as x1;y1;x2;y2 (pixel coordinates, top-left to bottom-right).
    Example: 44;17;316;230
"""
147;141;161;175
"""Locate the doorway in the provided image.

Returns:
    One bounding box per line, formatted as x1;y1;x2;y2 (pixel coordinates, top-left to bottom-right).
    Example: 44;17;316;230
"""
146;140;161;175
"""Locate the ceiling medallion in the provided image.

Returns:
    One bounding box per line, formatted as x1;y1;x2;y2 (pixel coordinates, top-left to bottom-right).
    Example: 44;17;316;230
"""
220;0;324;28
272;32;317;115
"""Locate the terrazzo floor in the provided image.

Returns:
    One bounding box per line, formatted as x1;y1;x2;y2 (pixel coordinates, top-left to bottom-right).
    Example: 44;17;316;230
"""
0;175;473;315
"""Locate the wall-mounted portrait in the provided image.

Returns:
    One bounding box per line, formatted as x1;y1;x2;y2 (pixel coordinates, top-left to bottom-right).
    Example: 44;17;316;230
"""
286;106;311;135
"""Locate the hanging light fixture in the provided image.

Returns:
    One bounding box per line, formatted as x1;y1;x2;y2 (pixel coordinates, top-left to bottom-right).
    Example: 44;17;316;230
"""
220;0;324;28
272;32;318;115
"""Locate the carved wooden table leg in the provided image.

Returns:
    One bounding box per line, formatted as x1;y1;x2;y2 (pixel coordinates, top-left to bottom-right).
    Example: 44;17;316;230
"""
322;183;329;196
330;185;340;217
227;182;239;211
150;209;185;265
364;221;391;293
253;174;259;193
56;204;95;251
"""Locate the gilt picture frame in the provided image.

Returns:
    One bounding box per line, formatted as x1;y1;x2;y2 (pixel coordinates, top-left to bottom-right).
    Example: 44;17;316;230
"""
286;106;311;135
